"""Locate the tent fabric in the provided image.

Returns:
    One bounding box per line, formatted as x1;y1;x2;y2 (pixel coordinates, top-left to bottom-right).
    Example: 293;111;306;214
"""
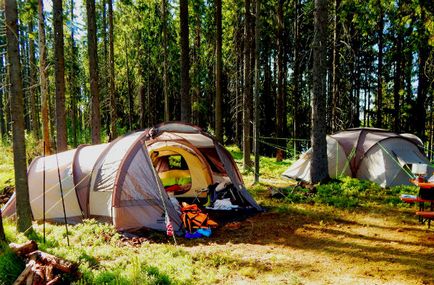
2;122;261;232
283;128;432;187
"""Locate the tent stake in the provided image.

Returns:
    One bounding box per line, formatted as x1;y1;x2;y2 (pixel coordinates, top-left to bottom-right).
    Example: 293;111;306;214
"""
54;143;70;247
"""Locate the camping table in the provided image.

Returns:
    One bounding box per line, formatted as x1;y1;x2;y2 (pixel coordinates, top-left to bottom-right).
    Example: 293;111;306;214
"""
409;180;434;226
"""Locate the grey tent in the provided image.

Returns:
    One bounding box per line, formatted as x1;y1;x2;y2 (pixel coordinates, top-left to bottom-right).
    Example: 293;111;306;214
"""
283;128;432;187
3;122;260;233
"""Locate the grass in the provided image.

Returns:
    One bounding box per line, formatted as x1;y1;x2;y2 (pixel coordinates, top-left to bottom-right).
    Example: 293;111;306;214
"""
0;144;433;284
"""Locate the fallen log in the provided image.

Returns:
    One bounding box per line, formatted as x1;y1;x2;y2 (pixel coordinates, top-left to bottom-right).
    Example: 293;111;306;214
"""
28;250;78;274
9;240;38;256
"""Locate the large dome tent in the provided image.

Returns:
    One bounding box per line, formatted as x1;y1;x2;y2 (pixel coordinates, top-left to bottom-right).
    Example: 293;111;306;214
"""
2;122;261;233
283;128;432;187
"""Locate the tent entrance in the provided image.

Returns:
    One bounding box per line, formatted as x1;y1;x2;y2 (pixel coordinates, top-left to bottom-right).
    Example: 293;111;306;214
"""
149;145;213;198
155;153;192;195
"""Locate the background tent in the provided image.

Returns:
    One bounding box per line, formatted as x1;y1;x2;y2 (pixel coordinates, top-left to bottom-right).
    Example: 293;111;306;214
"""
283;128;433;187
2;122;260;232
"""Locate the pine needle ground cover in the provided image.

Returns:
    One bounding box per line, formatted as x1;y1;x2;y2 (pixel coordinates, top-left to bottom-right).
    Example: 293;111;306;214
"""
1;145;434;284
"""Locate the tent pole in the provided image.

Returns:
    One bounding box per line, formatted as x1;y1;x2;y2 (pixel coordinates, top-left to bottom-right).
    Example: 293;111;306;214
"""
43;142;46;244
54;141;70;247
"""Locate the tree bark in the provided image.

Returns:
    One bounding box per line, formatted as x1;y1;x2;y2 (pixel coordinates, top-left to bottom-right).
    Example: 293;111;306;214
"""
108;0;117;140
310;0;329;184
28;18;39;140
38;0;51;154
53;0;68;151
215;0;223;142
243;0;253;170
162;0;170;122
180;0;191;122
86;0;101;144
5;0;33;232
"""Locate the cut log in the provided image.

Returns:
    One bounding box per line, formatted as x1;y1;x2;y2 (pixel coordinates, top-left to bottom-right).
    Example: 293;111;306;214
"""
10;241;38;256
28;250;78;273
13;260;35;285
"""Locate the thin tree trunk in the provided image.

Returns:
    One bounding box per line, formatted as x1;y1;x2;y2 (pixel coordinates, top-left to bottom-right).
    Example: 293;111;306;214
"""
28;18;39;140
86;0;101;144
108;0;117;139
192;8;201;125
215;0;223;142
180;0;191;122
243;0;253;170
5;0;33;232
53;0;67;151
162;0;169;122
0;54;5;139
125;35;133;130
393;30;403;132
254;0;260;182
292;0;301;156
310;0;329;184
69;0;77;147
376;1;384;128
331;0;340;132
38;0;51;154
276;0;285;161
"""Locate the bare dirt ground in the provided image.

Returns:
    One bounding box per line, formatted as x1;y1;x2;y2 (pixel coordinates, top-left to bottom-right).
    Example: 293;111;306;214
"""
180;203;434;285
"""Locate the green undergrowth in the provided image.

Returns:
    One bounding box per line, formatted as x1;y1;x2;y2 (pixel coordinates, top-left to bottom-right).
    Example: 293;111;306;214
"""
0;145;14;195
278;176;419;209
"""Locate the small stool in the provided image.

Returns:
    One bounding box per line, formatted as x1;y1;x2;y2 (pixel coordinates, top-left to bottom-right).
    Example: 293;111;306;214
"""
416;211;434;228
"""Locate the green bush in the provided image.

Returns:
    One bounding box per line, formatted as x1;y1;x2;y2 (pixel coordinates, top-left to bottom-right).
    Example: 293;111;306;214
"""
314;177;382;208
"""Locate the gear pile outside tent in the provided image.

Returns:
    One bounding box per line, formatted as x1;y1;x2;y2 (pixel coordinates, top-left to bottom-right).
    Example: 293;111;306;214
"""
283;128;433;187
2;122;261;234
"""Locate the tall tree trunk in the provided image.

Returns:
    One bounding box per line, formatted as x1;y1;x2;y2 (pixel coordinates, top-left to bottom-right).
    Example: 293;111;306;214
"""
69;0;78;147
162;0;169;122
53;0;67;151
87;0;101;144
5;0;33;232
108;0;117;140
376;1;384;128
393;30;403;132
243;0;253;170
192;7;201;126
331;0;340;132
0;54;5;139
254;0;260;182
215;0;223;142
38;0;51;154
275;0;285;161
292;0;301;156
28;18;39;140
414;2;430;140
310;0;329;184
125;35;133;130
180;0;191;122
